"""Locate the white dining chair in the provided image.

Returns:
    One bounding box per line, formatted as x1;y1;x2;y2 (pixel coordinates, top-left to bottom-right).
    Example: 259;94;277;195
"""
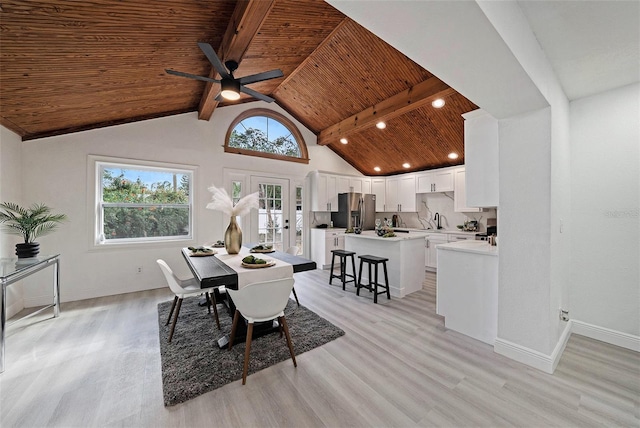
285;247;301;306
157;259;222;343
227;277;297;385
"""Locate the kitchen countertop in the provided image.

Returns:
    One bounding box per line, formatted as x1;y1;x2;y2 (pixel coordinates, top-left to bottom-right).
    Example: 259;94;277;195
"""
437;240;498;256
344;230;428;241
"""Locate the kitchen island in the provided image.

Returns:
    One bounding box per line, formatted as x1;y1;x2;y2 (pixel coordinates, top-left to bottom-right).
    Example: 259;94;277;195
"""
344;230;427;298
436;240;498;345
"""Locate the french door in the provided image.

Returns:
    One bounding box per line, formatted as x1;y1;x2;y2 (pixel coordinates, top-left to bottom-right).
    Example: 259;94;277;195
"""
250;176;291;252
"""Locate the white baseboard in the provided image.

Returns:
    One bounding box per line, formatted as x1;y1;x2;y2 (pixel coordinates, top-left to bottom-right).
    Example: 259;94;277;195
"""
494;321;572;374
6;300;25;320
23;283;165;307
572;320;640;352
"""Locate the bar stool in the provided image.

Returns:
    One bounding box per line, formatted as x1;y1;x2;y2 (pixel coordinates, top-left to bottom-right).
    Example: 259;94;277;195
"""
329;249;357;290
356;255;391;303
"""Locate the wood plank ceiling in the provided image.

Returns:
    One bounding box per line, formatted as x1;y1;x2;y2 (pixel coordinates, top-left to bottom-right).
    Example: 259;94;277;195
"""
0;0;477;176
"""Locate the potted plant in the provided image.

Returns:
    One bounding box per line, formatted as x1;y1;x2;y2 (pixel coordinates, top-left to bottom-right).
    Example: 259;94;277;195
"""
0;202;67;258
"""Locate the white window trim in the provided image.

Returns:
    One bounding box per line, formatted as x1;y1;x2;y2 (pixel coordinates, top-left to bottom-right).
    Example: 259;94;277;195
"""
88;155;198;250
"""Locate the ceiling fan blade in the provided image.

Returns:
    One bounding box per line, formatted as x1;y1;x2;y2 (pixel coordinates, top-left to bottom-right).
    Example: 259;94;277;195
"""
197;42;231;79
165;69;221;84
240;86;275;103
238;69;284;85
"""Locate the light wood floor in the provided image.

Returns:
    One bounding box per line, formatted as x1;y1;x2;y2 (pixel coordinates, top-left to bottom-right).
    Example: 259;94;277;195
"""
1;270;638;427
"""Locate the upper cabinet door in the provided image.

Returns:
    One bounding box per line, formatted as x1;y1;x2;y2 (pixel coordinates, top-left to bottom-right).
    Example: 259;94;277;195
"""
371;178;386;212
398;175;417;212
454;168;481;212
416;168;454;193
349;177;363;193
432;170;454;192
362;178;372;195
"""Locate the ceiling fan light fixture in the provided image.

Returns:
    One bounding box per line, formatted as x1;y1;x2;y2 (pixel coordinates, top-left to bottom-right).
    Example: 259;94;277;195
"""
376;121;386;129
220;79;241;100
432;98;445;108
340;138;348;144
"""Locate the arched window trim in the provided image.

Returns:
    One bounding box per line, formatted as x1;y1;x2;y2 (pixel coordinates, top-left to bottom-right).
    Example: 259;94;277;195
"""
224;108;310;164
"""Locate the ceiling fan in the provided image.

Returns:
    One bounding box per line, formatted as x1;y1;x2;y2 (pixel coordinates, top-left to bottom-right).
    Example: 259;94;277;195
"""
165;42;283;103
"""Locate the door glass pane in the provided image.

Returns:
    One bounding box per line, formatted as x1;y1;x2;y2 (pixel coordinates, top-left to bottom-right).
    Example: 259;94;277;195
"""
296;186;303;253
257;182;284;251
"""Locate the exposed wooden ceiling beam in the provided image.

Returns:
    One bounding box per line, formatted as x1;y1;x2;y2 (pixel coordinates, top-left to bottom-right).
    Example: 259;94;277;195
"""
317;77;455;145
198;0;275;120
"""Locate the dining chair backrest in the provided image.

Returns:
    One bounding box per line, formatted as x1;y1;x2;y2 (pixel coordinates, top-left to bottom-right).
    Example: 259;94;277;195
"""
285;246;299;256
227;277;295;323
156;259;186;295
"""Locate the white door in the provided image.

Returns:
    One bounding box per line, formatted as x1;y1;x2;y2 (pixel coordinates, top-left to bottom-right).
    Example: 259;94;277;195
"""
250;176;292;252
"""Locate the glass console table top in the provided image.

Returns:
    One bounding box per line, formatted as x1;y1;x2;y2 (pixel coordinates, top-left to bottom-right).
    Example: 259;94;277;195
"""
1;255;59;282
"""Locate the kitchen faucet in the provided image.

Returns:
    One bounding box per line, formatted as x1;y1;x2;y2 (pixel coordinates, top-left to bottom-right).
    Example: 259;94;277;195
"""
434;212;442;229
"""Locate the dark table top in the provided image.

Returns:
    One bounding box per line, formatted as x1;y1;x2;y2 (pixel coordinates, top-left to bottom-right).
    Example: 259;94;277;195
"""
181;245;316;289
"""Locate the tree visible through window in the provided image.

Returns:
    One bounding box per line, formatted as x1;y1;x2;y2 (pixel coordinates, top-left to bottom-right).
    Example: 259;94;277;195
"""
97;162;193;243
225;108;309;163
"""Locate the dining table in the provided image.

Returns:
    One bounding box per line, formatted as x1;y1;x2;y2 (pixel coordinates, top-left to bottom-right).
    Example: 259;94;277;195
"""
181;244;316;347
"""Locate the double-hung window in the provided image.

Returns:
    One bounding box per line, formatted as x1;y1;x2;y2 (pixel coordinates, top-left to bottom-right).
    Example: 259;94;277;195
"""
96;161;193;244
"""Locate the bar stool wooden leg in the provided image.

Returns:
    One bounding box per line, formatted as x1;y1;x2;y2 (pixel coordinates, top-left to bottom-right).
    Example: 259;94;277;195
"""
357;258;364;296
383;261;391;300
329;253;336;285
374;263;379;304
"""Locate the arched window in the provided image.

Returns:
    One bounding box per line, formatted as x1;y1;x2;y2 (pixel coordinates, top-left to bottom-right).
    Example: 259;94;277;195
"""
225;108;309;164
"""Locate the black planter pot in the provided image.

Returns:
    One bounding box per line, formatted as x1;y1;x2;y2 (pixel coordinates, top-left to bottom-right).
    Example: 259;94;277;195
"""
16;242;40;259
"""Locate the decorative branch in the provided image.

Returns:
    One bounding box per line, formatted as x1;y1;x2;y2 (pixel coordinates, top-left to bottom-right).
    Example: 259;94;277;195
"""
206;185;258;217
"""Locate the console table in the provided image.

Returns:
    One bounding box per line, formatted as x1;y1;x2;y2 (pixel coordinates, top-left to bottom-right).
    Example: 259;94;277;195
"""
1;254;60;373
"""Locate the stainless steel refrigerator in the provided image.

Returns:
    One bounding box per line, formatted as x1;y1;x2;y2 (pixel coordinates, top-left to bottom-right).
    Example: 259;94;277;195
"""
331;193;376;230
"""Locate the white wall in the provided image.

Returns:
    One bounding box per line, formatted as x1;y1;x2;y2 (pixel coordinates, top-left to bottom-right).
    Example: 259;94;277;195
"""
13;102;359;304
0;126;24;317
570;83;640;336
498;108;553;353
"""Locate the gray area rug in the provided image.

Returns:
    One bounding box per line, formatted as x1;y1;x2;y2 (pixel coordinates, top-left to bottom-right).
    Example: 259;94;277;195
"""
157;296;345;406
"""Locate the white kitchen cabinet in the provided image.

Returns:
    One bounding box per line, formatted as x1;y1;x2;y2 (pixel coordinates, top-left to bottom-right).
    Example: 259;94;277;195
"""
425;233;448;270
462;109;499;207
309;172;344;212
371;178;386;212
454;168;482;212
347;177;371;194
447;232;476;242
336;176;350;194
310;228;345;269
362;178;371;195
349;177;363;193
437;241;498;345
416;168;454;193
386;175;416;212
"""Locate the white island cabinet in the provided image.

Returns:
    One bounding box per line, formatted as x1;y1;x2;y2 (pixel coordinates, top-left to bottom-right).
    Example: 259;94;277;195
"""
436;240;498;345
344;231;426;298
310;228;345;269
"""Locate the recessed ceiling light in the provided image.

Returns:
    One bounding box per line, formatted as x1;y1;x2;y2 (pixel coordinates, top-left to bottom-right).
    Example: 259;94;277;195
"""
340;138;348;144
432;98;445;108
374;166;381;172
402;163;410;168
448;152;459;159
376;121;386;129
